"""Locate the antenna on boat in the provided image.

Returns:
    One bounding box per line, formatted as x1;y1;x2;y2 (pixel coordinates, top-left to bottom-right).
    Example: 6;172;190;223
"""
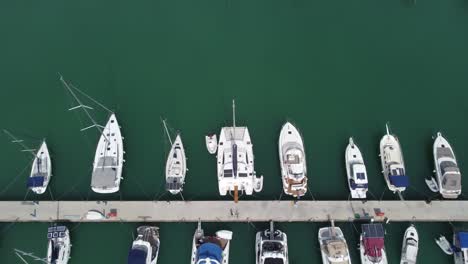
162;119;173;145
59;74;104;134
3;130;36;157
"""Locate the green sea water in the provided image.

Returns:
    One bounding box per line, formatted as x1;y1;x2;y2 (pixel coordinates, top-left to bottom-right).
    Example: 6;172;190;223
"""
1;0;468;262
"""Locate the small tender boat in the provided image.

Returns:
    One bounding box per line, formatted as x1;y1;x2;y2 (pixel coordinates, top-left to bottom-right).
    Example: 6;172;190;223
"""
425;177;439;193
205;134;218;154
165;134;187;195
191;221;232;264
319;220;351;264
435;235;453;255
453;231;468;264
360;223;388;264
345;137;368;199
400;225;418;264
91;114;124;194
433;132;461;199
279;122;308;198
47;225;71;264
28;140;52;195
128;226;160;264
379;124;409;193
217;100;263;201
85;210;105;220
256;221;289;264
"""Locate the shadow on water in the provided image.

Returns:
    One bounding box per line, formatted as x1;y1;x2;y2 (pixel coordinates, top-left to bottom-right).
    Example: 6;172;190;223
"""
401;0;417;8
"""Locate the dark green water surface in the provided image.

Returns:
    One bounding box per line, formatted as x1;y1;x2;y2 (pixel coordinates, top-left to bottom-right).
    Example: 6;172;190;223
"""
1;0;468;262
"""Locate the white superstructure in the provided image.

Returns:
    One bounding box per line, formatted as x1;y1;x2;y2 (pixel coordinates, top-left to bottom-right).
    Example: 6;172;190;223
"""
28;140;52;194
46;226;71;264
319;222;351;264
165;134;187;194
256;222;288;264
433;132;461;199
400;225;418;264
345;137;368;199
191;221;232;264
127;226;160;264
379;125;408;193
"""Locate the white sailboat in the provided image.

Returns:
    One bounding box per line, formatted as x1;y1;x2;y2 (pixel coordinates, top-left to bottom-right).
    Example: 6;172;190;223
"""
216;100;263;202
4;130;52;195
400;225;418;264
435;235;453;255
163;120;187;195
190;221;232;264
433;132;461;199
256;221;289;264
47;225;71;264
205;134;217;154
345;137;368;199
60;76;125;194
278;122;308;198
128;226;160;264
319;220;351;264
379;124;409;193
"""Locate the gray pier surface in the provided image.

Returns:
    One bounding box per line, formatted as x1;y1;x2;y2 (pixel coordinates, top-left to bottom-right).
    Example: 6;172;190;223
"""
1;200;466;222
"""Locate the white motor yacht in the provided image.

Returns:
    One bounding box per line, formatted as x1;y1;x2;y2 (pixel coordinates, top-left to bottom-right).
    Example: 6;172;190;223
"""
345;137;368;199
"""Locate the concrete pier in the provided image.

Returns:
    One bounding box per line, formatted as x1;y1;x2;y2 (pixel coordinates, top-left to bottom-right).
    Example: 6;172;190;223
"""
0;200;466;222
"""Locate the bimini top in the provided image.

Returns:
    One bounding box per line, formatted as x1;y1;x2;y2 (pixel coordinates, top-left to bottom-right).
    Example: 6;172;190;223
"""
47;226;67;239
362;224;385;258
128;247;147;264
458;232;468;249
27;175;45;188
389;175;409;188
197;243;223;264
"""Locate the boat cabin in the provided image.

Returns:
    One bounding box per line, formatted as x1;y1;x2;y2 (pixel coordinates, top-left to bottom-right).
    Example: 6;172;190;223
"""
362;224;385;263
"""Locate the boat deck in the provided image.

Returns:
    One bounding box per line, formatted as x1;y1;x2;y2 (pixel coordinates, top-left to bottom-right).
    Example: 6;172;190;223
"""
1;200;467;222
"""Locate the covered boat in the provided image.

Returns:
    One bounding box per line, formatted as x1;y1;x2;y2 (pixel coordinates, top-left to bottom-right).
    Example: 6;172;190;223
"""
319;222;351;264
128;226;160;264
379;125;408;193
47;226;71;264
433;132;461;199
400;225;418;264
191;221;232;264
165;134;187;194
278;122;308;198
256;221;289;264
28;140;52;194
453;232;468;264
91;114;124;194
345;137;368;199
360;224;388;264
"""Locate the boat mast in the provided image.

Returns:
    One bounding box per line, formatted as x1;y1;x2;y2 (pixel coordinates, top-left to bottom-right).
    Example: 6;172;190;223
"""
162;119;173;145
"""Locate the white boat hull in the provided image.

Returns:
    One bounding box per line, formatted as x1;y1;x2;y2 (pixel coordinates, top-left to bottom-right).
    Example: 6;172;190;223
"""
345;138;368;199
165;135;187;195
206;134;218;154
400;225;418;264
360;236;388;264
379;133;406;193
433;132;461;199
190;225;232;264
47;227;71;264
29;141;52;194
91;114;124;194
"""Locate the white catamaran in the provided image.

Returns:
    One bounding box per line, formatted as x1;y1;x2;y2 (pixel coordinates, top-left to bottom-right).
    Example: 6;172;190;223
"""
163;120;187;195
345;137;368;199
216;100;263;201
433;132;462;199
127;226;160;264
4;130;52;195
379;124;409;193
60;76;124;194
191;221;232;264
256;221;289;264
47;225;71;264
278;122;308;198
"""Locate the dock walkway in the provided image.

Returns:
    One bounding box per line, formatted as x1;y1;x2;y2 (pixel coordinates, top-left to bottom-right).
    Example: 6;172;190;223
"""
0;200;466;222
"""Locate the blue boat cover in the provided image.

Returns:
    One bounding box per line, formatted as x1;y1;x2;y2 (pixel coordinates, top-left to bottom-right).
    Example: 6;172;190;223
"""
458;232;468;248
389;175;409;187
128;248;147;264
197;243;223;263
27;176;45;188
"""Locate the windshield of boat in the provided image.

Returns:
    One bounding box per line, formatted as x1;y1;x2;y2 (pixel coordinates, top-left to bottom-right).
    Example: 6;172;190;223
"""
264;258;284;264
262;241;284;252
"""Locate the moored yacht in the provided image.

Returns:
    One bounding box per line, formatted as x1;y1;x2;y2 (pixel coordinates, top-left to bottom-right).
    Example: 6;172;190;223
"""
453;231;468;264
217;100;263;201
433;132;461;199
379;124;408;193
345;137;368;199
206;134;218;154
360;223;388;264
400;225;418;264
165;133;187;195
318;221;351;264
256;221;289;264
279;122;307;198
91;113;124;193
191;221;233;264
28;140;52;194
47;225;71;264
128;226;160;264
